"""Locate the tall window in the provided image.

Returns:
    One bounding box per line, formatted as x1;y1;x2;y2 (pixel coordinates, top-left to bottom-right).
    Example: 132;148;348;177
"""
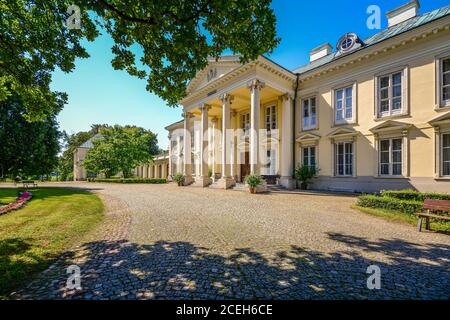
241;113;250;136
265;105;277;131
302;146;316;168
443;133;450;176
379;138;403;176
302;97;317;130
335;86;353;123
440;57;450;107
378;71;402;117
262;150;277;175
334;142;353;176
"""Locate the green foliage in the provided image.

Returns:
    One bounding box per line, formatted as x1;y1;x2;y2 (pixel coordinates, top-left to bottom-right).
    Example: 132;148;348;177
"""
57;124;109;181
173;173;185;186
89;178;166;184
294;165;319;186
0;93;61;179
83;125;159;178
0;187;104;298
380;189;450;201
245;174;263;188
1;0;279;120
356;195;424;215
0;0;98;121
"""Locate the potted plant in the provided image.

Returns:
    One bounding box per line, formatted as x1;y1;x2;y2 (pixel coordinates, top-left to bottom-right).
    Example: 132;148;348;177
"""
294;165;319;190
173;173;185;186
245;174;263;194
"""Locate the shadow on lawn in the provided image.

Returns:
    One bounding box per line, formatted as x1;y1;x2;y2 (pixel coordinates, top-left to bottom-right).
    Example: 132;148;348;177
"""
13;233;450;300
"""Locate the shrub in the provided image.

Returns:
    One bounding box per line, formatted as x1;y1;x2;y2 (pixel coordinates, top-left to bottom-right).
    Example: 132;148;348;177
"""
89;178;167;184
294;165;319;189
357;195;423;215
173;173;185;186
380;189;450;201
245;174;263;188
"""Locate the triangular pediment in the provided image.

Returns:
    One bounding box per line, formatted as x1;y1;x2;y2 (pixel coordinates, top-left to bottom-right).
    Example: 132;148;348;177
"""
327;127;359;139
296;133;321;143
186;56;242;94
369;120;412;133
429;112;450;127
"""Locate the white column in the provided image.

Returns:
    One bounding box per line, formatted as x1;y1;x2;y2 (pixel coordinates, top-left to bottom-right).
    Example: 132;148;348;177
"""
217;94;236;189
230;111;237;180
279;94;295;189
211;117;217;179
168;134;173;180
183;112;194;185
143;164;148;178
195;104;211;187
248;80;265;174
177;135;182;174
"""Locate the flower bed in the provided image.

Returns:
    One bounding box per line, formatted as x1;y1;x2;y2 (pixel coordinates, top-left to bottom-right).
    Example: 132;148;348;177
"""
0;192;32;215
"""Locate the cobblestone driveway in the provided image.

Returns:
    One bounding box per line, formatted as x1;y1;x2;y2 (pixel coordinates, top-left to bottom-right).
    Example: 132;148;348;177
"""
10;183;450;300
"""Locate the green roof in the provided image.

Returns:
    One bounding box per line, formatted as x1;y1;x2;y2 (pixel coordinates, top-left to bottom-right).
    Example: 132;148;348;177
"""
293;5;450;74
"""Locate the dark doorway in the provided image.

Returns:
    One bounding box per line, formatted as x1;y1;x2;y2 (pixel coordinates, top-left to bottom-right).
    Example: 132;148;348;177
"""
240;152;250;182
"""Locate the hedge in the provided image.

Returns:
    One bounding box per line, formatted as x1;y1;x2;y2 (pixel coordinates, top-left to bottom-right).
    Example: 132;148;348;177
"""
380;189;450;201
356;195;423;215
89;178;167;184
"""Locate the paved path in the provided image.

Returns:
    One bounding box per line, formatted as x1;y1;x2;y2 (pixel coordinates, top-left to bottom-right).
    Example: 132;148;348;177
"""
8;183;450;300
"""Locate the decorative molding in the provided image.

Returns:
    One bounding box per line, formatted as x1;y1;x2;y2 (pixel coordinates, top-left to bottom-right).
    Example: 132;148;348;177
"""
220;93;234;104
247;79;266;91
369;120;413;134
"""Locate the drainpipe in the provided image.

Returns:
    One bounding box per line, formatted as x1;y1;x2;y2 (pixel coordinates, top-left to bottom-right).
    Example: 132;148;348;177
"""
292;73;300;180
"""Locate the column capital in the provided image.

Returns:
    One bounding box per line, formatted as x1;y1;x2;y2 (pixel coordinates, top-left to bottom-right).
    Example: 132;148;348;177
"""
200;104;212;112
279;93;293;101
211;116;218;124
231;111;237;118
434;125;440;133
220;93;234;104
183;111;193;119
247;79;265;91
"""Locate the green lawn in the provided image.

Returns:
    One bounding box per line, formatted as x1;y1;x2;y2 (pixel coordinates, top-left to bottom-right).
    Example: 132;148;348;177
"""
353;205;450;232
0;189;17;205
0;187;104;299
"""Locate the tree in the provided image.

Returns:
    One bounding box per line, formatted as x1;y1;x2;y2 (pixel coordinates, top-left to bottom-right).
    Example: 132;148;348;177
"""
58;124;109;181
1;0;279;120
0;92;61;178
83;125;158;178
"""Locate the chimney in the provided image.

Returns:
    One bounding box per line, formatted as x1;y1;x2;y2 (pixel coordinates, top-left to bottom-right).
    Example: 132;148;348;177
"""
386;0;420;28
310;43;332;62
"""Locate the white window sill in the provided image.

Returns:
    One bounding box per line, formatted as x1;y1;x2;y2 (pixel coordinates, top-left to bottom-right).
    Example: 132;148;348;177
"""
374;175;409;180
434;176;450;181
374;113;409;121
435;104;450;111
333;120;356;126
302;127;318;132
332;175;357;179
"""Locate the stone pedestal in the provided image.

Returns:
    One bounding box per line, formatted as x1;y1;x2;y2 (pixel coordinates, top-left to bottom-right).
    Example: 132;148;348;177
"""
279;176;296;190
214;177;236;189
194;176;211;187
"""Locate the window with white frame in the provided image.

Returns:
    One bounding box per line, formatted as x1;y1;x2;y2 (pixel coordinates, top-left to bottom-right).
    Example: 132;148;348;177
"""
334;86;353;123
302;146;316;168
265;105;277;131
379;138;403;176
334;141;353;176
302;97;317;130
440;57;450;107
378;71;403;117
241;113;250;136
442;133;450;176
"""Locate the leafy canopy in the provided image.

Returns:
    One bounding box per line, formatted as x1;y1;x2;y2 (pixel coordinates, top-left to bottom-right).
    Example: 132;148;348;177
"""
83;125;159;178
1;0;279;120
0;92;61;178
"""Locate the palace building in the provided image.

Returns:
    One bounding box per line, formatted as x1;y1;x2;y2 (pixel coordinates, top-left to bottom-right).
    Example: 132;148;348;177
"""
135;1;450;193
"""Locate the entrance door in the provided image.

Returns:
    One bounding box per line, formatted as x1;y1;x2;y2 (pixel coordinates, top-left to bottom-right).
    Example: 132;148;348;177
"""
240;152;250;182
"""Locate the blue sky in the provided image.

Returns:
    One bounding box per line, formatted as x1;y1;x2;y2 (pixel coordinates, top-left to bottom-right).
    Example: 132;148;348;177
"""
52;0;447;149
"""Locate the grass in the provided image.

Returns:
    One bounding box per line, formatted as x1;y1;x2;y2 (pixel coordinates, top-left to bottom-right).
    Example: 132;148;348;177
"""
0;189;17;205
0;187;104;299
353;205;450;232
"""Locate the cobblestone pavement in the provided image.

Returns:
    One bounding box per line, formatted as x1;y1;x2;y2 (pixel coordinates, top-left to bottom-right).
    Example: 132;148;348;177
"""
7;182;450;300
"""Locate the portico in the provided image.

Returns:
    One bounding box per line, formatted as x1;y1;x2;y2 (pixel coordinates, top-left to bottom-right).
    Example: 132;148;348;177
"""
173;55;297;189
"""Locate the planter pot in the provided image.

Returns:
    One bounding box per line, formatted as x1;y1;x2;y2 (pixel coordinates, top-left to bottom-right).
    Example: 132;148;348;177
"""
249;187;257;194
177;181;183;187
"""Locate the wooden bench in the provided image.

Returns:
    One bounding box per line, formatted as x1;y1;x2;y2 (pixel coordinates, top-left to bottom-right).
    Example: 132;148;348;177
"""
415;199;450;232
22;180;38;188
